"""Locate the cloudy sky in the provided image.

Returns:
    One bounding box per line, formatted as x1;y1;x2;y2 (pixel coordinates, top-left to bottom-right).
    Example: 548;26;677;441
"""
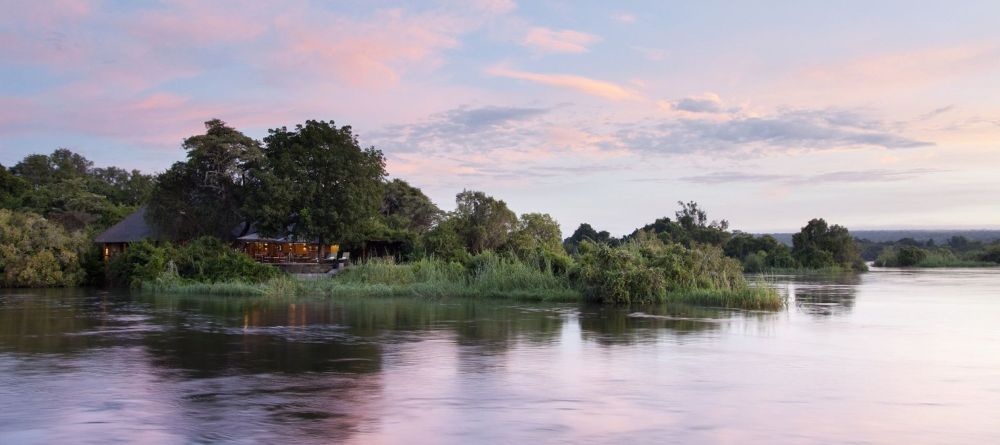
2;0;999;235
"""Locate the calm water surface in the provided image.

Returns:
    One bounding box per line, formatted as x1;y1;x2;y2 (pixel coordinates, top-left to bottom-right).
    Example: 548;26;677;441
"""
1;268;999;444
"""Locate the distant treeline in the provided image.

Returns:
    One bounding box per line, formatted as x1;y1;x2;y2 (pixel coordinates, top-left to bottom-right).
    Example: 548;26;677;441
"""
766;230;1000;246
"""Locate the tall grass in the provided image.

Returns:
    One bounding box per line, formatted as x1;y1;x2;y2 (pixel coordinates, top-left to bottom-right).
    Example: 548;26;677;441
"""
308;254;579;301
141;251;784;309
669;286;784;310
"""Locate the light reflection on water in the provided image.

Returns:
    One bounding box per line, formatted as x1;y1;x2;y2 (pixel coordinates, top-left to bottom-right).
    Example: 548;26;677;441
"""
1;269;999;444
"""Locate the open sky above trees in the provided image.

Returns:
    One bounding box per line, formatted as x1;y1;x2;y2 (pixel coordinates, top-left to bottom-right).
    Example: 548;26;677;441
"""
2;0;999;235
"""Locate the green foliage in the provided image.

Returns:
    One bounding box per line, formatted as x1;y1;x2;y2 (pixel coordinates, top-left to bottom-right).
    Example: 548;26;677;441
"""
148;119;262;240
725;232;798;272
622;201;730;248
109;241;174;286
792;218;866;271
874;245;996;267
246;120;387;255
978;245;1000;264
0;209;88;287
418;217;471;263
452;190;518;253
380;179;441;233
0;164;28;208
111;237;280;287
172;237;281;283
4;149;153;232
563;222;616;254
574;234;756;305
330;253;577;301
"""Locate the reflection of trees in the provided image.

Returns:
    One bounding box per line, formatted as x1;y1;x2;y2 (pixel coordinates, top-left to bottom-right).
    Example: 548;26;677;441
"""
578;301;784;345
0;288;141;354
578;303;723;345
784;273;860;317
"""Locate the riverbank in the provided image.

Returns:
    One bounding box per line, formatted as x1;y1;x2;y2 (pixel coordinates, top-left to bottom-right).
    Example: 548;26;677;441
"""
140;256;786;310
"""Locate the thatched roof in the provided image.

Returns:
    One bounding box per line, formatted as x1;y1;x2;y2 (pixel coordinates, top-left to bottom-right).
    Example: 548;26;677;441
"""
94;207;162;243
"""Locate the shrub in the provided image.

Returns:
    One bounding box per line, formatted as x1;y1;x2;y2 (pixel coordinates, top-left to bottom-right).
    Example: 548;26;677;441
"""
0;209;88;287
108;240;173;286
111;237;280;287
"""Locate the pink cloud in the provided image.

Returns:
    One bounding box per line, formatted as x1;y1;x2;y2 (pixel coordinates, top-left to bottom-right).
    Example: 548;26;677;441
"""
522;27;600;54
800;44;1000;92
486;66;643;101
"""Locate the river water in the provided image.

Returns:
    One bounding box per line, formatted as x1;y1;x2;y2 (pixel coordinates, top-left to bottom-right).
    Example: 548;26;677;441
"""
1;268;998;444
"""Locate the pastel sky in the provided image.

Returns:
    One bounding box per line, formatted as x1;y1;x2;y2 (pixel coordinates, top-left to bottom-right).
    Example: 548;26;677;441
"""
2;0;999;235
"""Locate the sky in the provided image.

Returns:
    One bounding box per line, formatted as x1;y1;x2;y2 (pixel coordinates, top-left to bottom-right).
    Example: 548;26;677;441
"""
2;0;999;235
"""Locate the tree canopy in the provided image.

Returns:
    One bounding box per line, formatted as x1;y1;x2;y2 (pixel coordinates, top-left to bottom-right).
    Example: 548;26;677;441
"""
792;218;866;270
379;179;441;234
245;120;387;255
147;119;262;240
451;190;518;254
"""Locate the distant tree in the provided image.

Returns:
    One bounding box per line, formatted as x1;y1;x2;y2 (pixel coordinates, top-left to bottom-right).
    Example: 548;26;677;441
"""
0;164;28;208
6;149;146;229
623;201;730;247
725;232;797;271
246;120;386;258
148;119;263;240
451;190;518;253
791;218;866;270
896;245;928;266
507;213;563;257
563;222;616;254
90;166;155;206
947;236;973;252
379;179;441;234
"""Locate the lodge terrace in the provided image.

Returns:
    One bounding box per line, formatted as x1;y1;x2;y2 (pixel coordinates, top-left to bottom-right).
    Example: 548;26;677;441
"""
94;207;362;274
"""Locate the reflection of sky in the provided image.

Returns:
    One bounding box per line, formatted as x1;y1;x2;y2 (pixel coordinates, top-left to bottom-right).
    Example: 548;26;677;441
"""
4;2;1000;233
2;269;1000;443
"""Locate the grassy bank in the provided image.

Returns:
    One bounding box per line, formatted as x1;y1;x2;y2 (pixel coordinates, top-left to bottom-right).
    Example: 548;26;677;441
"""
140;255;785;310
874;246;999;268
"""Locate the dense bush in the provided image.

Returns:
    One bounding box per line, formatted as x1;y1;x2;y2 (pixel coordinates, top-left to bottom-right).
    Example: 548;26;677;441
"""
792;218;867;271
0;209;89;287
875;245;995;268
575;233;749;305
109;237;280;287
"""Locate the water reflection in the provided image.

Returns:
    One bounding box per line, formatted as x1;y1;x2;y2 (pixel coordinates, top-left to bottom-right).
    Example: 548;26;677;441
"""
780;272;861;317
3;271;999;444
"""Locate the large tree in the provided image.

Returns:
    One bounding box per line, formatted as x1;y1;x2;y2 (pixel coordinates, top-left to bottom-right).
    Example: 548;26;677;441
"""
246;120;386;258
379;179;441;234
147;119;263;240
451;190;518;254
791;218;866;270
5;149;153;230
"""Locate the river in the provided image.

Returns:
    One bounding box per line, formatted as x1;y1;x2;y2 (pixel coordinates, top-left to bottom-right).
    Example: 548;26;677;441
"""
1;268;998;444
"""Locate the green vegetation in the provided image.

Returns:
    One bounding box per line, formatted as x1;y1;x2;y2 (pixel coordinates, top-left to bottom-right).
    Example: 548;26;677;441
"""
2;149;152;230
0;209;90;287
109;237;280;287
147;119;262;240
573;234;781;308
862;235;1000;268
791;219;867;271
245;120;387;258
8;118;899;311
874;244;996;268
